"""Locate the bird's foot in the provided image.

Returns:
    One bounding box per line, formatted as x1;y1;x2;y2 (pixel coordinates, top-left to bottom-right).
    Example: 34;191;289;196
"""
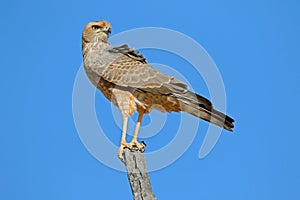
128;139;146;153
118;141;131;160
118;140;146;161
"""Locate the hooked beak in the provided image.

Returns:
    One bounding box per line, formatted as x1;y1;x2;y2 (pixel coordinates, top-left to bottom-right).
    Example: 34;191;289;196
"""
101;26;111;34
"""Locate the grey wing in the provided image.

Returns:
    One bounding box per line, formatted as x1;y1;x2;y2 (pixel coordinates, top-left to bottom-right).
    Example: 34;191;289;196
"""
102;44;235;130
108;44;147;63
102;44;188;94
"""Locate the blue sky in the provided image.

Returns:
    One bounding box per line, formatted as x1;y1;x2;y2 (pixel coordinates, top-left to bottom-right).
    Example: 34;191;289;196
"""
1;0;300;199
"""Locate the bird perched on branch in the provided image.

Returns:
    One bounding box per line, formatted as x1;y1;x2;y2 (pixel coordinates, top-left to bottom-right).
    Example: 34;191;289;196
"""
82;20;234;159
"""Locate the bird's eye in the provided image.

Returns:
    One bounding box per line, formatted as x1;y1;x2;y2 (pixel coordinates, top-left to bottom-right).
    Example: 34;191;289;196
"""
92;25;100;30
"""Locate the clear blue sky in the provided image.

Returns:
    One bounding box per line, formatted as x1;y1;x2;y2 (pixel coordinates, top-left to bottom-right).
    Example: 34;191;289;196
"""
1;0;300;199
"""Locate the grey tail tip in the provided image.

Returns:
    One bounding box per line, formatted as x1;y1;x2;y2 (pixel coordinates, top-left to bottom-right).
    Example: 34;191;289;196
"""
224;116;234;132
228;128;234;132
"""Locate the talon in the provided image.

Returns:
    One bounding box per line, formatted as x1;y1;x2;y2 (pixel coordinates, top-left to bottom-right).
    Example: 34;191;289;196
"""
129;140;146;153
118;142;130;160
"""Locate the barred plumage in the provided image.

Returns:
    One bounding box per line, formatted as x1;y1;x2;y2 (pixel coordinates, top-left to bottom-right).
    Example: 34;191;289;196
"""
82;20;234;158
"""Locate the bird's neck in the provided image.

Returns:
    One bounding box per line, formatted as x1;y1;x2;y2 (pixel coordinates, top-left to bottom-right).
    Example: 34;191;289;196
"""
82;39;107;57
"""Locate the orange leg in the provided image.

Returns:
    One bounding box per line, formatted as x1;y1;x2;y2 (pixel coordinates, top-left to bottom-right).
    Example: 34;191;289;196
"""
118;116;130;159
129;110;145;152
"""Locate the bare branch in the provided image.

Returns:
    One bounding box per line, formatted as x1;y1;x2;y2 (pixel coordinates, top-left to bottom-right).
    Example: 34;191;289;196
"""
120;148;156;200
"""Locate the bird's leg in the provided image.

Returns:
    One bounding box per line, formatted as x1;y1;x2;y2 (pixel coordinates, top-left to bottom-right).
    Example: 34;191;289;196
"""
118;116;130;159
129;110;146;152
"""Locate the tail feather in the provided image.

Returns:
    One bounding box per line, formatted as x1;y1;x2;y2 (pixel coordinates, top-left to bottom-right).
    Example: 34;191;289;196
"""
174;92;234;131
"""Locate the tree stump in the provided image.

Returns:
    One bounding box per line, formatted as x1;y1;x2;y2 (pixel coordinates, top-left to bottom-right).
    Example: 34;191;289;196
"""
120;148;156;200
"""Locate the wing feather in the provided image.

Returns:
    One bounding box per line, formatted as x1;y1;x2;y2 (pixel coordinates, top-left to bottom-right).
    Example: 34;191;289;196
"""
102;45;188;94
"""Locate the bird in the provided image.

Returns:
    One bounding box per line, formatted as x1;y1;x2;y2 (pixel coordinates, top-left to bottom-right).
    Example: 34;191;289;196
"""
81;20;234;159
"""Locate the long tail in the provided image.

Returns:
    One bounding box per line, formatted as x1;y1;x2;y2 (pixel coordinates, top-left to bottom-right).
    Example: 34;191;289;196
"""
174;91;234;131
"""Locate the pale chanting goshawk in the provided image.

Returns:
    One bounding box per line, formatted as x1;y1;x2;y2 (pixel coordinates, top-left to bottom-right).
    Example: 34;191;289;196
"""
81;20;234;158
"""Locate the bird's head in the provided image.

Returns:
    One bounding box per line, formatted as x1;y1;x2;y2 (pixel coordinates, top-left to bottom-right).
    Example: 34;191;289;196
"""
82;20;111;44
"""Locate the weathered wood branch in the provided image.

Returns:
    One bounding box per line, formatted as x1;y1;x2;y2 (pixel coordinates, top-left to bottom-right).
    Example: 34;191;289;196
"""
120;148;156;200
